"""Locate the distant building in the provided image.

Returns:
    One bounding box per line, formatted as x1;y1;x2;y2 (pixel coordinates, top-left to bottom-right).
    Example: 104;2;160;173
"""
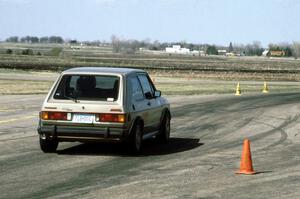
270;50;285;57
199;51;206;56
191;50;199;55
166;45;190;54
173;45;181;50
262;49;269;56
70;40;77;44
217;50;227;56
226;52;235;56
71;46;80;50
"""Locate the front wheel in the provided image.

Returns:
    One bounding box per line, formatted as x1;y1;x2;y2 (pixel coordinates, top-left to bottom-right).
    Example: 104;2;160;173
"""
157;113;171;144
39;135;58;153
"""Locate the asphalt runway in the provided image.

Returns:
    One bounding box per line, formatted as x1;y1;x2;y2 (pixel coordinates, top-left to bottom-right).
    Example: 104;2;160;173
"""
0;93;300;199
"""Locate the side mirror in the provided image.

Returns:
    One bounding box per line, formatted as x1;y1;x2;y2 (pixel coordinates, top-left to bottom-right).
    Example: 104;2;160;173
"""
154;90;161;98
145;91;153;99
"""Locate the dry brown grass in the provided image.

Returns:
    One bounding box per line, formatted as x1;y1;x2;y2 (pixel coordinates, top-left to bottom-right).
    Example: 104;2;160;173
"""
0;69;299;96
0;79;52;95
1;51;300;81
151;76;300;95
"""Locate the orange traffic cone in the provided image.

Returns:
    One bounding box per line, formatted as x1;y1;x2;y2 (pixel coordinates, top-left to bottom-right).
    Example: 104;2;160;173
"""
236;139;256;175
262;81;269;93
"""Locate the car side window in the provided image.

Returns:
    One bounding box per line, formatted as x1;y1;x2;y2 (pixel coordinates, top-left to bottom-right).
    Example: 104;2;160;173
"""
137;74;154;97
129;76;144;102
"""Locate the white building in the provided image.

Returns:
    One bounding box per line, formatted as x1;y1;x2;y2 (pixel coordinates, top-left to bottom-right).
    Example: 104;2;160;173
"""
262;49;269;56
166;45;190;54
191;50;200;55
218;50;227;56
199;51;206;56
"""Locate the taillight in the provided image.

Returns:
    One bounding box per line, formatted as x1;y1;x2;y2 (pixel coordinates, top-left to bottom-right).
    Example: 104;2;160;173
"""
97;114;125;123
40;111;70;120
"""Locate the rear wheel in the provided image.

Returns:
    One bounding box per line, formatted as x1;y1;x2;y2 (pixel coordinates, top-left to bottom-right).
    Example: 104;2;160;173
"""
157;113;171;144
39;135;58;153
130;122;143;153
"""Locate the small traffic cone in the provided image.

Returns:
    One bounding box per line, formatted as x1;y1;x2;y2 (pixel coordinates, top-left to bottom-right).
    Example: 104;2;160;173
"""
236;139;256;175
235;82;241;96
262;81;269;93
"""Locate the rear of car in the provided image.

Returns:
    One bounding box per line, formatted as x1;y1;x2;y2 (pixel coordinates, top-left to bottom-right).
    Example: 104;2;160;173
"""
38;67;171;153
38;68;130;151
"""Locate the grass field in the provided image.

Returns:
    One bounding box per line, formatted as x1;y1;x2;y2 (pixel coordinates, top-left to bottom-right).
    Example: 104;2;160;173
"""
1;43;300;81
1;69;300;95
1;43;300;95
0;79;51;95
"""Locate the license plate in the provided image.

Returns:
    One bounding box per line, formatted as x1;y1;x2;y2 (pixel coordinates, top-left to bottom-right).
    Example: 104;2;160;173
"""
72;114;95;123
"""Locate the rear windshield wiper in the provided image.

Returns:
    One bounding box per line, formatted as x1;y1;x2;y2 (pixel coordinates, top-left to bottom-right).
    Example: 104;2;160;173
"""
64;95;79;103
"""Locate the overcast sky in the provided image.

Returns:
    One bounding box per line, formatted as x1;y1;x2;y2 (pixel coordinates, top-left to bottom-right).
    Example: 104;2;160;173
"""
0;0;299;46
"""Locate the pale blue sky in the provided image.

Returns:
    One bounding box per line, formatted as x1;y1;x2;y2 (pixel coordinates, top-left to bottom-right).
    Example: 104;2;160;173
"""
0;0;299;46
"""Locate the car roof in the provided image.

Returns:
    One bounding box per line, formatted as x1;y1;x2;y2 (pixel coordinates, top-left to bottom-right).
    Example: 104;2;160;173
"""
62;67;145;76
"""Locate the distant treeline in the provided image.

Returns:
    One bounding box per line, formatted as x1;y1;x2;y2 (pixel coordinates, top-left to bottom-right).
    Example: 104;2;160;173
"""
111;35;300;58
111;35;265;56
5;36;64;44
3;35;300;58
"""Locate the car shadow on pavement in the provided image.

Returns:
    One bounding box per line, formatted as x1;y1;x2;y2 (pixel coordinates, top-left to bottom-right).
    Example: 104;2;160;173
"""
56;137;203;157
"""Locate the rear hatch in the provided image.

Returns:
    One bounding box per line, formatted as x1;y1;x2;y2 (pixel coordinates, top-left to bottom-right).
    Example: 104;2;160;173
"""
41;73;126;126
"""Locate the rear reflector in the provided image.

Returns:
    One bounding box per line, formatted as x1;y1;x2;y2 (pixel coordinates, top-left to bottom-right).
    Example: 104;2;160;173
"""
41;111;69;120
98;114;125;123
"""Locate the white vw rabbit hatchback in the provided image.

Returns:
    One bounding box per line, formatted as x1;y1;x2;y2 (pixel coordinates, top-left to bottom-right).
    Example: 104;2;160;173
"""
38;67;171;153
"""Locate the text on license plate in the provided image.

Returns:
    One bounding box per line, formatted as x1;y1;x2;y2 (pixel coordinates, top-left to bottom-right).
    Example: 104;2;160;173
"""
72;114;95;123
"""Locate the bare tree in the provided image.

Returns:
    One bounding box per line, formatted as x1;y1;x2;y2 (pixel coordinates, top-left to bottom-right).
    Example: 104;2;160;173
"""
244;41;263;56
6;36;19;43
292;41;300;59
40;37;49;43
111;35;121;53
229;42;234;52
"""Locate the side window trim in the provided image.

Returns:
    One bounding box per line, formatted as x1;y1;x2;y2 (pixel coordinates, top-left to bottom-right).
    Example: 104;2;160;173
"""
136;73;146;97
137;73;155;97
134;76;145;102
129;74;145;102
146;75;156;92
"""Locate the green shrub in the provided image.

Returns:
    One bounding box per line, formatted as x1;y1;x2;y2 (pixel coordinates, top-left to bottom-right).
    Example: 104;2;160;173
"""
22;49;34;55
206;45;218;55
6;49;13;54
48;47;62;56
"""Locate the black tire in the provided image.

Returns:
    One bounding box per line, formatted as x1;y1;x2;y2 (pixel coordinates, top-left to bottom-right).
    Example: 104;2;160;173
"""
39;136;58;153
130;121;143;154
157;113;171;144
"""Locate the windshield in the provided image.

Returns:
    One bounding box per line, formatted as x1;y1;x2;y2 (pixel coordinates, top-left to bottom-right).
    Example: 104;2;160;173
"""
53;75;120;101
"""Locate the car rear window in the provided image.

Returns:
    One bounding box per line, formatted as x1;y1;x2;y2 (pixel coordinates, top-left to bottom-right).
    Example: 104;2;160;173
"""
53;75;120;101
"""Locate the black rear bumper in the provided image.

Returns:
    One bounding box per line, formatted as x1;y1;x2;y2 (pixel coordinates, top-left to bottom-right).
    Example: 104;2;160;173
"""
38;124;128;142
